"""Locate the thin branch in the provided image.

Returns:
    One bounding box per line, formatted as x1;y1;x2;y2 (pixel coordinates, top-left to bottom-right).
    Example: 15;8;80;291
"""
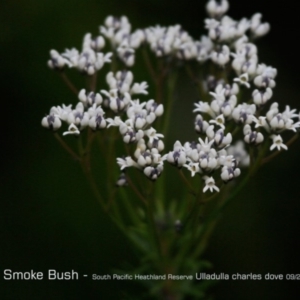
81;162;107;211
54;133;80;161
178;169;196;196
89;72;98;92
127;175;147;205
142;47;158;84
60;72;78;95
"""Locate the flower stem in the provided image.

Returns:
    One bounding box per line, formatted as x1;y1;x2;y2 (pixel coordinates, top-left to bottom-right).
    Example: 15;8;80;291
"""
142;47;158;85
127;175;147;205
147;182;162;259
59;72;78;95
54;133;80;161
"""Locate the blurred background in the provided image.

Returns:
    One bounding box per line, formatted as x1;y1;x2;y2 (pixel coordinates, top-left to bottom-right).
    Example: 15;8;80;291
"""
1;0;300;299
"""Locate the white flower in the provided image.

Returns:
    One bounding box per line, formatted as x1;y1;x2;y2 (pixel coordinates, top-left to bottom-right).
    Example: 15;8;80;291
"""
215;130;232;148
210;84;226;102
221;166;241;182
146;99;164;117
90;35;106;51
41;114;62;131
184;162;200;177
101;90;131;113
144;164;164;181
66;102;90;129
270;135;288;151
199;137;215;152
88;105;106;130
243;124;264;145
203;176;219;193
117;156;136;170
252;88;273;105
130;82;149;95
250;13;270;38
195;114;209;133
145;128;164;143
116;172;127;187
252;116;269;131
199;153;218;170
78;89;103;106
117;42;135;67
148;138;165;152
167;141;186;167
233;73;250;88
63;123;80;136
219;155;235;167
253;74;276;88
194;101;215;118
211;45;230;66
50;104;72;122
75;48;112;75
48;50;70;69
209;114;225;129
256;64;277;78
235;42;257;58
232;103;256;124
206;0;229;18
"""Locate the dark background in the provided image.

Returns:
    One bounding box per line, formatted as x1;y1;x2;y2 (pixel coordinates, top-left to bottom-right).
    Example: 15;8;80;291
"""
1;0;300;299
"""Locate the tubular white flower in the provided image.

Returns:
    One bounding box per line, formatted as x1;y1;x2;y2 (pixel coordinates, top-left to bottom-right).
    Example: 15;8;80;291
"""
66;102;89;129
130;82;149;95
117;41;135;67
232;103;256;124
250;13;270;38
117;156;136;170
252;88;273;105
144;164;164;181
148;138;165;152
78;89;103;106
88;105;106;130
194;101;215;118
211;45;230;66
195;114;209;133
167;150;186;168
221;166;241;182
206;0;229;18
184;162;201;177
203;176;219;193
146;99;164;117
270;135;288;151
63;123;80;136
41;114;62;131
209;114;226;129
254;74;276;88
145;128;164;143
199;137;215;152
219;155;235;167
48;50;70;69
116;172;127;187
90;35;106;51
243;124;264;145
252;116;270;132
233;73;250;88
214;129;232;148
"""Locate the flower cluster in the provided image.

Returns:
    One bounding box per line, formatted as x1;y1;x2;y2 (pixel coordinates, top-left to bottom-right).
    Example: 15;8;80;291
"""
42;0;300;193
47;34;112;74
42;70;158;135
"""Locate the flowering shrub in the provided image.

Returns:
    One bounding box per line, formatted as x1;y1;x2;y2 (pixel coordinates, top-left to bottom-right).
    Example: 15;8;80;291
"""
41;0;299;298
